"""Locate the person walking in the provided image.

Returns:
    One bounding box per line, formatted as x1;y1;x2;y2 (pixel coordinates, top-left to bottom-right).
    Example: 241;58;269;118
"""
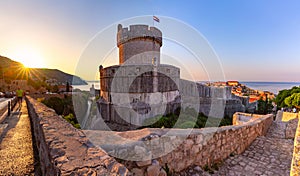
16;87;24;106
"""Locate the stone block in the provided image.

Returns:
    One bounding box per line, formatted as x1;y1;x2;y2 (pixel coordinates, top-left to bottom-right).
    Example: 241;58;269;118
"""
132;168;144;175
195;134;203;144
136;160;152;167
184;139;194;149
191;145;200;154
146;165;161;176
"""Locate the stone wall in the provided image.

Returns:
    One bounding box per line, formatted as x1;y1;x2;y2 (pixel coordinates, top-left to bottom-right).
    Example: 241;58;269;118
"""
276;110;299;122
232;112;268;125
84;113;273;175
291;115;300;175
286;117;299;139
100;64;180;93
25;96;130;175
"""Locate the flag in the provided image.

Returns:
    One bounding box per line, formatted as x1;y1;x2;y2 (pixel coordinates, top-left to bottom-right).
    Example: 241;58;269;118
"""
153;16;160;23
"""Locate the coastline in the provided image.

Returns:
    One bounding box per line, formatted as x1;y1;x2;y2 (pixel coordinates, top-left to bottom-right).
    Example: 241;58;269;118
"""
73;81;300;94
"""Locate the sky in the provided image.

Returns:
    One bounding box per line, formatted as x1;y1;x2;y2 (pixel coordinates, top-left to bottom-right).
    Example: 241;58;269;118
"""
0;0;300;82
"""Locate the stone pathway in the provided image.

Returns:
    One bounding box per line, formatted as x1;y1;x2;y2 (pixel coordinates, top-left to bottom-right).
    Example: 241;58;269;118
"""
178;121;294;176
0;102;39;175
266;121;288;139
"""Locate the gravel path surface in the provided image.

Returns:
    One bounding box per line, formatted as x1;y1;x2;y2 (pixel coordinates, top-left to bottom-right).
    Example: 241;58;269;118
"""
0;102;37;175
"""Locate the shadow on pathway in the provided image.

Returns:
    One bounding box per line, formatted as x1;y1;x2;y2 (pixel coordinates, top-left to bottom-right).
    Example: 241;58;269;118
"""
0;101;41;175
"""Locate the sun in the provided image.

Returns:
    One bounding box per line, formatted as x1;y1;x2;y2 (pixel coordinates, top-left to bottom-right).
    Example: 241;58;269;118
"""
12;48;46;68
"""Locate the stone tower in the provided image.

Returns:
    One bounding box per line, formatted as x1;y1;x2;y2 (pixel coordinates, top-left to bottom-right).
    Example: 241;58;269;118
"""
97;24;180;130
117;24;162;65
89;24;247;131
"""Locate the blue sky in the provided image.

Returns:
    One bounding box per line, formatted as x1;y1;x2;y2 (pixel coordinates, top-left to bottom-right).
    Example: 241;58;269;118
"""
0;0;300;81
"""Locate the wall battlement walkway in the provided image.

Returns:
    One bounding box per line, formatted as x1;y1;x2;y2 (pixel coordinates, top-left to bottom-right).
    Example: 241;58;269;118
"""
212;121;294;176
0;101;39;175
1;97;298;175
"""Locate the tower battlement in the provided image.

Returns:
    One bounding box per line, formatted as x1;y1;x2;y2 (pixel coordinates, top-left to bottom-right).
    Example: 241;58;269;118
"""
116;24;162;65
117;24;162;47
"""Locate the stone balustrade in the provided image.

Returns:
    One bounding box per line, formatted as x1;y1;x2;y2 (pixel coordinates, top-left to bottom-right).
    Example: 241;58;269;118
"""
25;96;130;175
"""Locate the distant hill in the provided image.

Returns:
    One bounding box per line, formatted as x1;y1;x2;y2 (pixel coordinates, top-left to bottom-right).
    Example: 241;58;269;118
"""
0;55;87;85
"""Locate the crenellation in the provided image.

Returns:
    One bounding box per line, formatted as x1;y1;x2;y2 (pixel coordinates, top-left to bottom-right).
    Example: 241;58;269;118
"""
117;24;162;48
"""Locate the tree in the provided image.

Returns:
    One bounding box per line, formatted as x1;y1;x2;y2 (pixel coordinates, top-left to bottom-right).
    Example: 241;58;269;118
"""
284;93;300;109
256;97;273;115
275;86;300;108
42;97;64;115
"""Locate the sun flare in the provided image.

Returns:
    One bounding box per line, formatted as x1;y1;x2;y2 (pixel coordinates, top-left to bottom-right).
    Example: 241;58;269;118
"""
12;48;46;68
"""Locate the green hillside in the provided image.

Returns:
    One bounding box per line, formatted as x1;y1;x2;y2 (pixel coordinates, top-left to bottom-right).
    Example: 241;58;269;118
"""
0;55;87;85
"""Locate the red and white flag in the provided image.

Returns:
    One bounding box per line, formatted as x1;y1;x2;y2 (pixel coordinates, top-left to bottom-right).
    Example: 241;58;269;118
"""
153;16;160;23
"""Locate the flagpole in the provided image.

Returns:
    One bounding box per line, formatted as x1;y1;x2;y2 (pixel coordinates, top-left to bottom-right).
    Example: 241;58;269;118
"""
152;14;154;27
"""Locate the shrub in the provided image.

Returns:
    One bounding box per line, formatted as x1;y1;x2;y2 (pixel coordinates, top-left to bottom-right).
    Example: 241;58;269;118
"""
42;97;64;115
63;113;81;129
176;121;198;129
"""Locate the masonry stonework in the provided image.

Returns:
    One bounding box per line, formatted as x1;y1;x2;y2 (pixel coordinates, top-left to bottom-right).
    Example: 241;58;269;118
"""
84;112;273;175
117;24;162;65
291;115;300;175
26;96;130;175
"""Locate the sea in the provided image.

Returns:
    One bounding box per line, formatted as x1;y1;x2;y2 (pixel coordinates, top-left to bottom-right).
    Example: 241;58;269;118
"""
240;82;300;94
73;81;300;95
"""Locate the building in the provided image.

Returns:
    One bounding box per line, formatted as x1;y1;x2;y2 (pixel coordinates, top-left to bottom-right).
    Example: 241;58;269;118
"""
227;81;240;87
90;84;100;97
58;85;72;93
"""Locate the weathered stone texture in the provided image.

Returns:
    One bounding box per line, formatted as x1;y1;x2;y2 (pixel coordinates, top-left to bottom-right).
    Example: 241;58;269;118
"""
233;112;268;125
286;118;299;139
276;110;299;122
26;96;130;175
100;64;180;93
117;24;162;65
84;113;273;175
291;116;300;175
214;120;294;176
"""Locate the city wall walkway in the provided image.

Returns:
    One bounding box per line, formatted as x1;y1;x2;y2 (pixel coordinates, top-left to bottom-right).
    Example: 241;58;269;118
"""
0;101;39;175
212;121;294;176
177;120;294;176
0;96;295;176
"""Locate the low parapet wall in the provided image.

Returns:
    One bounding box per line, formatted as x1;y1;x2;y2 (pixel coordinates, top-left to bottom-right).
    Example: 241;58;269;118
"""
85;113;273;175
0;97;17;123
25;96;129;175
232;112;270;126
276;110;299;122
25;96;273;175
291;116;300;175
